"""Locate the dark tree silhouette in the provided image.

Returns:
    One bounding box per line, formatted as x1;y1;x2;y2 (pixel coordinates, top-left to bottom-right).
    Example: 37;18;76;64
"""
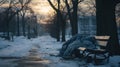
2;0;32;40
47;0;66;42
65;0;83;36
96;0;120;55
16;12;20;36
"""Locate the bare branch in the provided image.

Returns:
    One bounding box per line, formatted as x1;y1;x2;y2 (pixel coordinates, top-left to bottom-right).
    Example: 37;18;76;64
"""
78;0;84;3
47;0;58;12
65;0;71;12
3;0;32;22
0;0;7;6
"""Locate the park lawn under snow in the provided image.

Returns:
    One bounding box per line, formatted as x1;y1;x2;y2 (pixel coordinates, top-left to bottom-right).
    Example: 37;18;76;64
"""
0;35;120;67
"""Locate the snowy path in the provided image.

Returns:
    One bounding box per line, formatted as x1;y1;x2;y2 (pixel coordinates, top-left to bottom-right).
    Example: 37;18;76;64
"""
0;36;61;57
0;35;120;67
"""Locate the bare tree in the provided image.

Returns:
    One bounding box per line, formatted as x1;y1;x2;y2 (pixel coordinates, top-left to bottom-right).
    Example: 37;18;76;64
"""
47;0;66;42
24;8;39;39
2;0;31;40
16;12;20;36
19;0;31;36
64;0;84;36
0;0;7;6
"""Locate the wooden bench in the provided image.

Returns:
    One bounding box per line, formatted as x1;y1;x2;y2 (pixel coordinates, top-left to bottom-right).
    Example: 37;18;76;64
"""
78;36;110;65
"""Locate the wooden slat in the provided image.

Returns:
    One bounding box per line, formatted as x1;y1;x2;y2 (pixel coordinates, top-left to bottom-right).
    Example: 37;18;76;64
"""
95;36;110;47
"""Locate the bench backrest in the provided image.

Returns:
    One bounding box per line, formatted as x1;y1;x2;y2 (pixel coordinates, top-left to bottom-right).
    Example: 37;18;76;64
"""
95;36;110;47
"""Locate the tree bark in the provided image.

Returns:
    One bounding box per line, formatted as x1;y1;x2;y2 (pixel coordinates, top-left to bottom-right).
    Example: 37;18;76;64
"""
56;0;60;41
27;25;30;39
17;13;20;36
96;0;120;55
61;14;66;42
48;0;60;41
72;0;78;35
65;0;79;36
48;0;66;41
22;13;26;36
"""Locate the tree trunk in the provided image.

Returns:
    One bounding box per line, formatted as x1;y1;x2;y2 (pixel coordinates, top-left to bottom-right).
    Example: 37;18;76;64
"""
61;14;66;42
22;13;26;36
65;0;78;36
72;0;78;36
6;20;10;40
47;0;66;41
33;26;38;38
56;0;60;41
96;0;120;55
5;11;10;40
27;25;30;39
17;13;20;36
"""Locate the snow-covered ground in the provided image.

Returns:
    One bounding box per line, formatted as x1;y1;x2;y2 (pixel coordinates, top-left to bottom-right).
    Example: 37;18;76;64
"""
0;35;120;67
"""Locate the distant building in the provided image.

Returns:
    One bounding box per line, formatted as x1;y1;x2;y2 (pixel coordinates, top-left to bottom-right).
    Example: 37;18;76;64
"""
78;16;96;36
65;16;96;36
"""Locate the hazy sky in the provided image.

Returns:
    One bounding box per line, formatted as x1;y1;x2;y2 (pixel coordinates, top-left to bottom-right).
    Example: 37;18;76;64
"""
31;0;54;15
30;0;55;24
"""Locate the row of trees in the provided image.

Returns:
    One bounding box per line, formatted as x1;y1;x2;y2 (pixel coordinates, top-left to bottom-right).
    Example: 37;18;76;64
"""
47;0;120;55
0;0;39;40
0;0;119;55
47;0;84;42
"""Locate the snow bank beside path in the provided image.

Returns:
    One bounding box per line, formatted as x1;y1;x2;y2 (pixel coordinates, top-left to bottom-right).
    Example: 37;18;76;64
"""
0;35;62;57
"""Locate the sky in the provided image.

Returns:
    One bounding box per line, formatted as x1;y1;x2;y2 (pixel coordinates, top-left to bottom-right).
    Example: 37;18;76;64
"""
30;0;55;24
31;0;54;16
